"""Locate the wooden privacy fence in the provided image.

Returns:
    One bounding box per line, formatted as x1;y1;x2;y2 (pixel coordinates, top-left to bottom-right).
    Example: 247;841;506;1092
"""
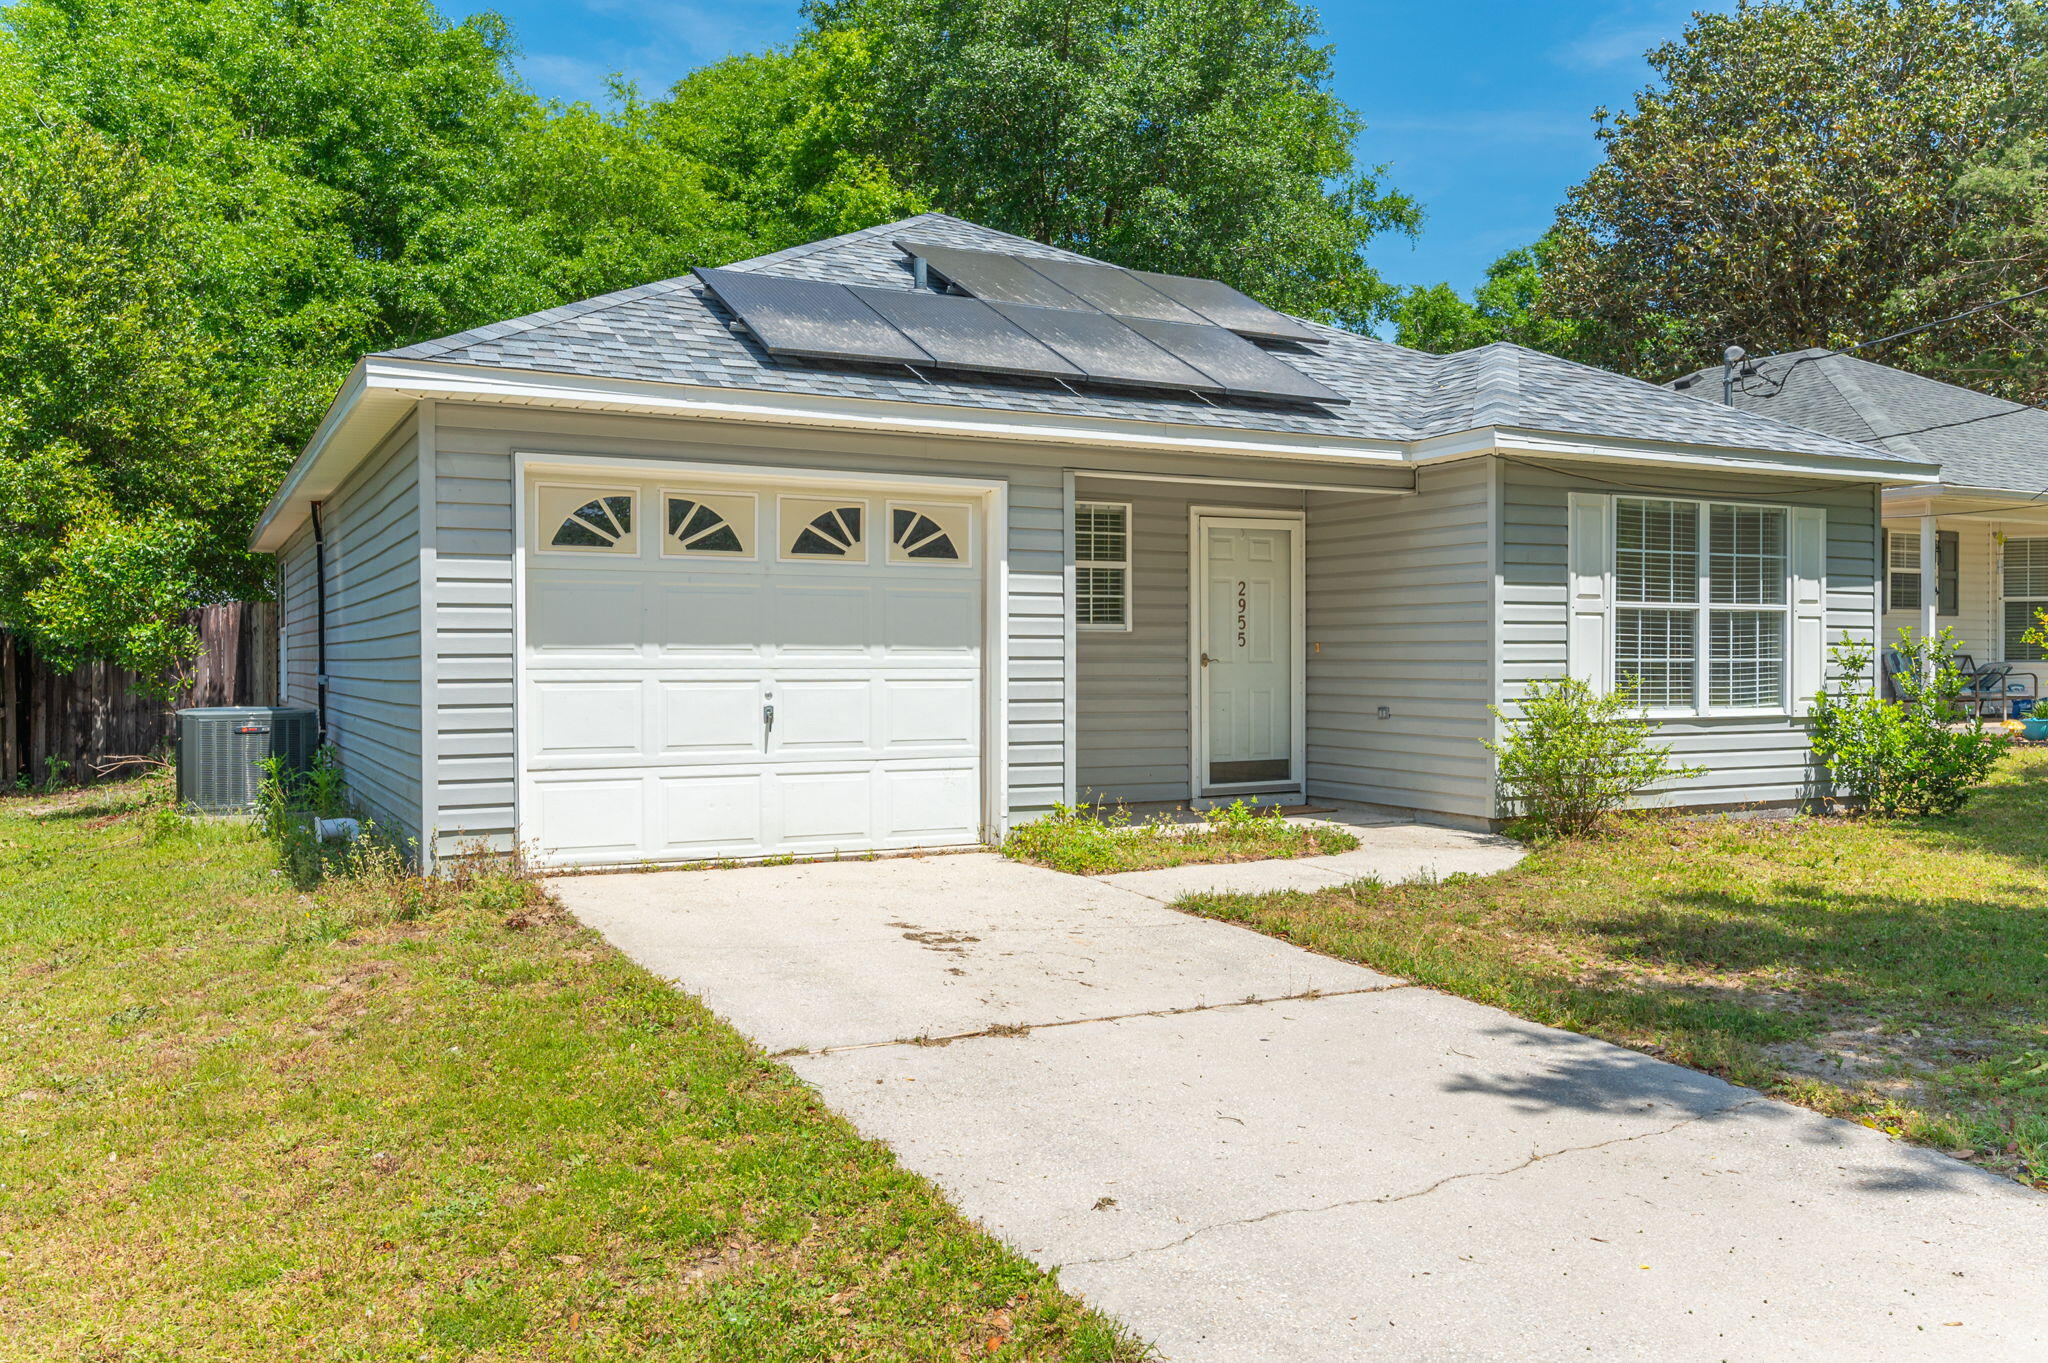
0;601;278;787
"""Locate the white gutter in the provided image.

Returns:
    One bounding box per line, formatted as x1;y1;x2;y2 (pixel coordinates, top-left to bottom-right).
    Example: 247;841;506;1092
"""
250;356;1944;552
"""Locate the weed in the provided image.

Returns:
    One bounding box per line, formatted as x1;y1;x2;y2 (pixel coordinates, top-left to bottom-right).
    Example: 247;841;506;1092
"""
1002;798;1358;875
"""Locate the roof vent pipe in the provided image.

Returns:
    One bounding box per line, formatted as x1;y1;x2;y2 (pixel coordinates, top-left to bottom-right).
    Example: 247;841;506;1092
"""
1721;345;1746;406
912;256;931;292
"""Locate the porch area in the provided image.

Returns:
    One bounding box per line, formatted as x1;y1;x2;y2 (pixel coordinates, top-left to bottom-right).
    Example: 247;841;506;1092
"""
1883;492;2048;715
1068;463;1496;829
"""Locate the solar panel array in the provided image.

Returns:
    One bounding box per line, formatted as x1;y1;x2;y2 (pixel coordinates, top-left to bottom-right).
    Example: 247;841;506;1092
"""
897;242;1322;344
691;255;1346;406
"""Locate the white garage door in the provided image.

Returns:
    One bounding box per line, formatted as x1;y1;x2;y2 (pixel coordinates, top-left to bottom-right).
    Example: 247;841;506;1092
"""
521;473;985;866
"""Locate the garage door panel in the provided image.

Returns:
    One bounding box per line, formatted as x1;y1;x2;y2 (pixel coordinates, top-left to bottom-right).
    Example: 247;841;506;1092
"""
772;584;873;656
532;680;643;758
882;587;981;656
529;579;641;654
771;678;874;755
654;773;764;854
658;680;764;757
884;678;979;749
654;580;767;657
882;767;979;842
534;776;644;857
776;770;875;846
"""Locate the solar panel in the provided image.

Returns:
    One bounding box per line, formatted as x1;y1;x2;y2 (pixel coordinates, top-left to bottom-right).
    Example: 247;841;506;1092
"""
990;303;1224;392
1012;257;1213;326
855;288;1084;379
1128;269;1320;343
895;242;1093;311
1120;317;1349;404
693;267;933;365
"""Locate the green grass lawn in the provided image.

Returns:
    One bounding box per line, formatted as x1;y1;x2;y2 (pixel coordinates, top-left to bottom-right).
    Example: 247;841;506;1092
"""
1001;799;1359;875
0;777;1144;1362
1176;751;2048;1189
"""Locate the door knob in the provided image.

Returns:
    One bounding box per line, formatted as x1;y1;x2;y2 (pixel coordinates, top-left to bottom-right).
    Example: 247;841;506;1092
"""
1200;653;1213;667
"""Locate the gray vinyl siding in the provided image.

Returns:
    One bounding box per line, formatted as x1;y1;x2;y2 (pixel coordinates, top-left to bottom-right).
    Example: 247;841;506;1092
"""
1500;459;1883;809
421;402;1408;855
275;417;425;846
1074;480;1306;803
1304;458;1497;822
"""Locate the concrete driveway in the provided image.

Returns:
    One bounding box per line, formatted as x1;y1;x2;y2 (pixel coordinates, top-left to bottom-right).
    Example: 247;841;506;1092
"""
552;853;2048;1362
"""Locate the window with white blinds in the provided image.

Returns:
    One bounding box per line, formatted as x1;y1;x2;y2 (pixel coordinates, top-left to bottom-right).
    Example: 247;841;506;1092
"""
1612;497;1790;710
2003;537;2048;661
1075;502;1131;629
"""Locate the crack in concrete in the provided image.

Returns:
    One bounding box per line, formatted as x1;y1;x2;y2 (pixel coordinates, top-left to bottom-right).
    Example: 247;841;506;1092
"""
1057;1098;1769;1268
772;981;1417;1058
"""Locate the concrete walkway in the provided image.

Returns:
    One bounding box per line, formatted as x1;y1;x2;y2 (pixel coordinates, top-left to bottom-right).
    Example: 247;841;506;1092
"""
552;853;2048;1362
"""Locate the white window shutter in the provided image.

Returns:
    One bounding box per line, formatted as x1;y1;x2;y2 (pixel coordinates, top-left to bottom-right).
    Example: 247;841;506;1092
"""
1566;492;1612;690
1790;507;1827;714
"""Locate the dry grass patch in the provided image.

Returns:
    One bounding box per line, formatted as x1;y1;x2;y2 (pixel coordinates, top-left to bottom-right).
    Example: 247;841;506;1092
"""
1174;751;2048;1189
0;775;1146;1361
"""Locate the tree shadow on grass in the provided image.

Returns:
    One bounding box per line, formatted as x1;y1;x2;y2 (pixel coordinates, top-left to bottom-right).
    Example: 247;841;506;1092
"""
1435;1022;1994;1196
1571;887;2048;1019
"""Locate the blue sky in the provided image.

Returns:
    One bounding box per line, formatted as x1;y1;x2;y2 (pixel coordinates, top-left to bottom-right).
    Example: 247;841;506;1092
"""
481;1;1727;296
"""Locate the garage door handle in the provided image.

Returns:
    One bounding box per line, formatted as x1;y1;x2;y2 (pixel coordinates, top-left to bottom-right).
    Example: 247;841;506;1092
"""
763;702;775;731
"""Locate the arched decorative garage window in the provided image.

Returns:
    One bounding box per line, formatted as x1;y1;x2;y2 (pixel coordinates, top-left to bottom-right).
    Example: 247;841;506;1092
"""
664;491;754;557
537;485;638;555
887;502;971;565
782;498;868;561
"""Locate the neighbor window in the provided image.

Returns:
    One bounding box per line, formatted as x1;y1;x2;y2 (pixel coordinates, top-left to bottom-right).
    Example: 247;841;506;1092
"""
1075;502;1131;629
1883;529;1957;615
2003;537;2048;661
1611;497;1789;710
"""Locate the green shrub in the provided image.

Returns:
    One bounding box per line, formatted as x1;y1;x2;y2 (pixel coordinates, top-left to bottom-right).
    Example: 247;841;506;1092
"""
1487;677;1703;837
1808;630;2006;817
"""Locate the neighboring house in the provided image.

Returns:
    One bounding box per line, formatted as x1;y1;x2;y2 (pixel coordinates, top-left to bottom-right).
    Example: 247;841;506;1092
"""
1673;349;2048;695
249;215;1935;867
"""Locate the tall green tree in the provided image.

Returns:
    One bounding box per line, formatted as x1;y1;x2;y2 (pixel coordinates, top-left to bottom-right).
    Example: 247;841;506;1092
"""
791;0;1418;329
1545;0;2033;382
0;116;267;681
0;0;752;675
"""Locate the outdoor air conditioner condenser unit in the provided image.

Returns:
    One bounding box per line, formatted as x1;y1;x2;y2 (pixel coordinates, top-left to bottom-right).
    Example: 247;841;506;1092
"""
175;706;320;813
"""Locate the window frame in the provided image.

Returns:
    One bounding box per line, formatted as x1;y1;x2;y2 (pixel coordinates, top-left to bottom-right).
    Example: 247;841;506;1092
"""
533;482;640;558
2001;535;2048;662
1074;500;1133;632
1883;528;1958;617
1609;495;1794;717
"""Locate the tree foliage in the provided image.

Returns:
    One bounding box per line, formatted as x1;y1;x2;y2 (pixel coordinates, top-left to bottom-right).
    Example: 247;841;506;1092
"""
1394;235;1590;356
0;116;264;681
1542;0;2034;383
795;0;1418;329
0;0;749;675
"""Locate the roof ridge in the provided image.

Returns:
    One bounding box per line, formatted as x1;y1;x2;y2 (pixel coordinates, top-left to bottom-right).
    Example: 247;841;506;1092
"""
1814;356;1923;458
723;213;956;273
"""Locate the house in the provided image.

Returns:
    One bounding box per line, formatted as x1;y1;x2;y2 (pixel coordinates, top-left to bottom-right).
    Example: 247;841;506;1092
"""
1672;349;2048;702
248;215;1937;868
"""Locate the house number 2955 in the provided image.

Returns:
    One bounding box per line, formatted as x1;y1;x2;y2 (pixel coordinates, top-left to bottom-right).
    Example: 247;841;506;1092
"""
1236;581;1248;647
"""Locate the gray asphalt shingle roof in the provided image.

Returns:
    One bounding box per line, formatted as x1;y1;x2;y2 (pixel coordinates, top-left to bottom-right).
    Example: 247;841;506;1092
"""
1670;349;2047;491
383;213;1909;466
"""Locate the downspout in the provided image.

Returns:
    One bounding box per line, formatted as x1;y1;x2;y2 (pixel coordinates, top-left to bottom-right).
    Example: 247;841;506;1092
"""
310;500;329;741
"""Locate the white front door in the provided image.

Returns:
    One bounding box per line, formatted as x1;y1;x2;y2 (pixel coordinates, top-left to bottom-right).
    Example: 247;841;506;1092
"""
521;472;985;866
1196;517;1301;792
